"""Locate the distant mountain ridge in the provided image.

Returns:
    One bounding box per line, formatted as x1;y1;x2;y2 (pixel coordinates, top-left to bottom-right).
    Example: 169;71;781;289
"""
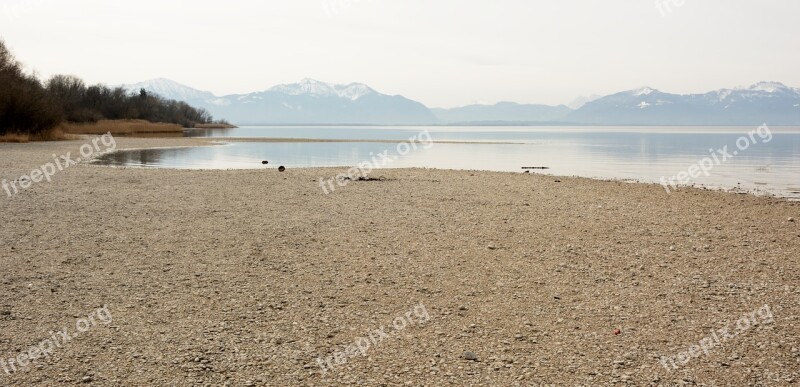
124;78;436;125
269;78;375;100
567;82;800;126
123;79;800;125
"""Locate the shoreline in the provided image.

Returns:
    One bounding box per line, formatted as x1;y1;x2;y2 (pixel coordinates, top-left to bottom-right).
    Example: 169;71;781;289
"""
179;136;531;145
87;136;797;201
4;136;794;202
1;137;798;385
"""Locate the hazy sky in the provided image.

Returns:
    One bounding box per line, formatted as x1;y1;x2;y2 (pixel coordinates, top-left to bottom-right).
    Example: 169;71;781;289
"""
1;0;798;108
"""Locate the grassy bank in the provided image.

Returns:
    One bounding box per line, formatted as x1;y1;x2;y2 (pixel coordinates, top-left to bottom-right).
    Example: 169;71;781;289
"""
0;127;74;143
2;120;183;142
60;119;184;135
193;123;238;129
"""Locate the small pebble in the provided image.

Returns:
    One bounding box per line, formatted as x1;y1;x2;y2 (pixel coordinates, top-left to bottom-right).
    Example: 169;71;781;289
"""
463;351;478;361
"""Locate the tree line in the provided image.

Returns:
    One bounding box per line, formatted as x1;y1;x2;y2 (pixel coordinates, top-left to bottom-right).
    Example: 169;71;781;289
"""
1;39;218;136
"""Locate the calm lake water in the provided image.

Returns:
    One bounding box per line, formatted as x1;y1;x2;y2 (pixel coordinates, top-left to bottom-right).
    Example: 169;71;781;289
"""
96;126;800;199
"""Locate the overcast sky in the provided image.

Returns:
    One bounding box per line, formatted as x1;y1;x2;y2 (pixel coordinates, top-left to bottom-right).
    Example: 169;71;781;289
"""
1;0;798;108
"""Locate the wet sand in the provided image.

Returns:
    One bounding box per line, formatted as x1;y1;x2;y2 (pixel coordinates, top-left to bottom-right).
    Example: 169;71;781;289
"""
1;137;798;386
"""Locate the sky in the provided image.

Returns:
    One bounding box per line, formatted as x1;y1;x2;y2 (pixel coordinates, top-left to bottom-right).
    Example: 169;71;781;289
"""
1;0;799;108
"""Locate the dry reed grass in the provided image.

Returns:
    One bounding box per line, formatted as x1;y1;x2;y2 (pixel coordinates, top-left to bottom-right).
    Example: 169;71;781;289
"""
1;120;182;142
60;119;184;135
193;123;237;129
0;127;75;142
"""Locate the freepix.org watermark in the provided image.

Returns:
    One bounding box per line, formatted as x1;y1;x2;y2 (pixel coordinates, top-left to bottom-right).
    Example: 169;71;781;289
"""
2;0;52;22
2;133;117;198
2;306;112;377
655;0;686;17
658;304;774;371
315;303;430;373
318;129;433;195
659;124;772;194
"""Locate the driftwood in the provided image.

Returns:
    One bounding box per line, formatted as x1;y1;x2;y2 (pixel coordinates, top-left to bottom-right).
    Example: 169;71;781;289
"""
334;166;387;182
340;176;387;182
522;167;550;170
358;176;386;181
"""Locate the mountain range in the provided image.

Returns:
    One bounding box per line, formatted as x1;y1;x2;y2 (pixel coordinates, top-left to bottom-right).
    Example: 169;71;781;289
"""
124;78;435;125
122;79;800;126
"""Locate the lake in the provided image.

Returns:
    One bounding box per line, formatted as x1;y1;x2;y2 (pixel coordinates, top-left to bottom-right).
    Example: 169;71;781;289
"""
95;126;800;199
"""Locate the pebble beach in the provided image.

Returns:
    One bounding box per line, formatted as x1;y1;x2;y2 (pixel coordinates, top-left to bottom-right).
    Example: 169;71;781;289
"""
1;137;799;386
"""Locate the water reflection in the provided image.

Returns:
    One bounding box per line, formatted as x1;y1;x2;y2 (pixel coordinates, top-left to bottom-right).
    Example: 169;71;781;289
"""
184;125;800;142
97;128;800;199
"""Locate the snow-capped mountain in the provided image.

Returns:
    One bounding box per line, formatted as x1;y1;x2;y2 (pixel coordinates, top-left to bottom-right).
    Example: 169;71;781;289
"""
567;82;800;125
122;78;216;101
744;81;792;93
631;87;656;96
707;82;800;104
269;79;375;101
205;79;436;125
126;78;436;125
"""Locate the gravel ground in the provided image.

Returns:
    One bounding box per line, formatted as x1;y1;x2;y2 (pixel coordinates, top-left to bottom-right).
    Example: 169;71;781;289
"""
1;137;799;386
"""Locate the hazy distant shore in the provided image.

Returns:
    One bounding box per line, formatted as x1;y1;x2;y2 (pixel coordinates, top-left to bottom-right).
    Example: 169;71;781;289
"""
180;137;527;145
191;123;238;129
1;137;798;385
